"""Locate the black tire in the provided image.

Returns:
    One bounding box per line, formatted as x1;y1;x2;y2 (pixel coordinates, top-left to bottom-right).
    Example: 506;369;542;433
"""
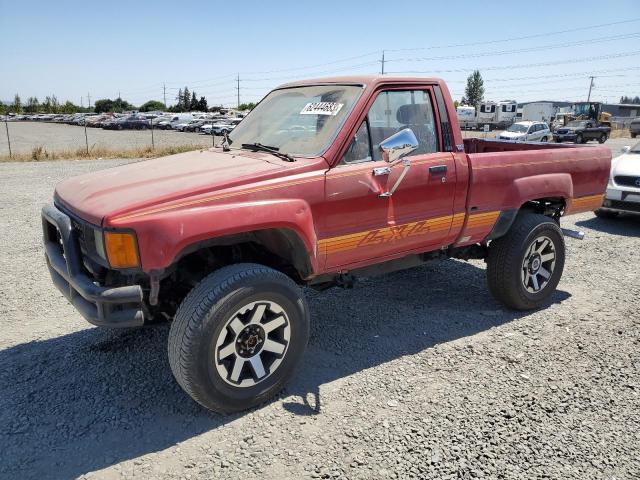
598;133;607;144
117;124;123;131
168;263;310;413
195;127;200;133
540;136;548;142
631;133;637;138
595;208;619;219
575;133;583;144
487;213;565;310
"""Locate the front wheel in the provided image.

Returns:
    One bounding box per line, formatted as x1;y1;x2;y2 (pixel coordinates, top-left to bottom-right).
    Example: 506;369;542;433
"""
540;136;548;142
487;213;565;310
575;133;583;144
168;263;310;413
598;133;607;144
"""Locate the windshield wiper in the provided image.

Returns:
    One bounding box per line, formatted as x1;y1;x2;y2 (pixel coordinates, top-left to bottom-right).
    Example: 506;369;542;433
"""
241;143;296;162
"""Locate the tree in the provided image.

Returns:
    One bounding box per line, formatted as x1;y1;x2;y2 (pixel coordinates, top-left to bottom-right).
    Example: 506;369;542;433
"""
25;97;40;113
453;100;460;109
94;97;135;113
182;87;190;111
189;91;198;111
237;102;256;111
12;94;22;113
463;70;484;107
196;96;208;112
139;100;166;112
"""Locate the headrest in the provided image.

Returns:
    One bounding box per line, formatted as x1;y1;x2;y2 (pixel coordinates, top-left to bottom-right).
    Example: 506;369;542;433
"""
397;103;430;125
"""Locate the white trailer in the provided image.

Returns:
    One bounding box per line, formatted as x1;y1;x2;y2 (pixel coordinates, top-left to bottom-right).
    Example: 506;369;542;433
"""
496;100;517;128
477;101;497;129
456;105;476;129
521;102;557;124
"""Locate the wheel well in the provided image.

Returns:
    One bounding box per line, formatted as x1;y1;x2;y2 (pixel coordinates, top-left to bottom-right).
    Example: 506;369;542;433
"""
153;229;313;318
520;197;566;221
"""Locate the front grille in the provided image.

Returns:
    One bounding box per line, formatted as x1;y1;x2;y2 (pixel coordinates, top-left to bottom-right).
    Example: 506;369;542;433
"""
71;218;89;254
556;129;570;134
605;200;640;213
614;176;640;188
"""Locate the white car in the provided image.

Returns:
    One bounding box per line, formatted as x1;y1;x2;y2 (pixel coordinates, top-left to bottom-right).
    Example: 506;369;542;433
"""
597;141;640;218
498;121;551;142
202;121;238;136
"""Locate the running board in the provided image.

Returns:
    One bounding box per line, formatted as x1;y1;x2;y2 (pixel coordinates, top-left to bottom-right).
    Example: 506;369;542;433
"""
561;228;585;240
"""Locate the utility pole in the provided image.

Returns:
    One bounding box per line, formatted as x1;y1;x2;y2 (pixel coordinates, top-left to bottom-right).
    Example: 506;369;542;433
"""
163;83;167;108
81;97;84;108
381;50;385;75
87;92;91;110
587;76;595;102
236;74;240;108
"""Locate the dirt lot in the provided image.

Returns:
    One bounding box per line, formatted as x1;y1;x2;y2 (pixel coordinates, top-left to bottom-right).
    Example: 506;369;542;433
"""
0;158;639;480
0;122;215;156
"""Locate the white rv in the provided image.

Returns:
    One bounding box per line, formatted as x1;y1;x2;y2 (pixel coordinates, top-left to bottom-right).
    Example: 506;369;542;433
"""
477;101;497;128
496;100;517;128
456;105;476;129
521;102;557;124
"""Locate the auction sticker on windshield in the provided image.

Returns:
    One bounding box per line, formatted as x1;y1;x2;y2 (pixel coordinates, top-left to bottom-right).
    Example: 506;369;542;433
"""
300;102;344;116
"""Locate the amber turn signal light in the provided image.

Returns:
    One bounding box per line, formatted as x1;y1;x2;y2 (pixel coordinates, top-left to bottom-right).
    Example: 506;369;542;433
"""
104;232;139;269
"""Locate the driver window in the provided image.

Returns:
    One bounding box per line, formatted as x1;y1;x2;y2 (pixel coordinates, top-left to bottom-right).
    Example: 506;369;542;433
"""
341;121;372;165
367;90;437;160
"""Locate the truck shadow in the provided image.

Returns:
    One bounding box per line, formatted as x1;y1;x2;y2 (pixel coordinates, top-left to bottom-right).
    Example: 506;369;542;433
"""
0;260;570;479
575;214;640;237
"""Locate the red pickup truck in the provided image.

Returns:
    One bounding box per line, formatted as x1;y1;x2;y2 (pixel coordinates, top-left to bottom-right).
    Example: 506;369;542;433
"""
42;76;610;412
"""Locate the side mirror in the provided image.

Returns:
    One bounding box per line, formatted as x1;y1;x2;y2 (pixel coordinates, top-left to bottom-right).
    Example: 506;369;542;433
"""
376;129;418;198
621;146;631;154
379;128;419;165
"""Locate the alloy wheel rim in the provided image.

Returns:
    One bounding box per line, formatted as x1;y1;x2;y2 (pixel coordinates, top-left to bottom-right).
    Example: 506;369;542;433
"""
521;235;556;293
214;301;290;388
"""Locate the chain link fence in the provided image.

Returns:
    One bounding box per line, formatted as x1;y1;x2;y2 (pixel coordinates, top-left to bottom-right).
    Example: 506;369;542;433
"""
1;118;217;160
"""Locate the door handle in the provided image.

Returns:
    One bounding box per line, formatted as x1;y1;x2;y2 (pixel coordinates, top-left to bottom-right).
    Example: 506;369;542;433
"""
373;166;391;176
429;165;447;175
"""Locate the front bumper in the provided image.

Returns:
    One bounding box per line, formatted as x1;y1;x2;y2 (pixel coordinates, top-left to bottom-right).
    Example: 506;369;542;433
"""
601;187;640;214
553;133;577;142
42;204;145;327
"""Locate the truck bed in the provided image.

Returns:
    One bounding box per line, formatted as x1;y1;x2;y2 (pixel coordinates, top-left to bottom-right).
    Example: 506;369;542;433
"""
454;138;611;246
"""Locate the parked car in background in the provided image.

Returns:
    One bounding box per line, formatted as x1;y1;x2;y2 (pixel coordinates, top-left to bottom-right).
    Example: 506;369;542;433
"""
183;119;208;132
498;121;550;142
103;115;149;130
630;118;640;138
596;141;640;218
553;120;610;144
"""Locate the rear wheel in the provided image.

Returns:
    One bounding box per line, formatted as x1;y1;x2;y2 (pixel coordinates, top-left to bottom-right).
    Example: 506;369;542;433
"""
598;133;607;144
487;213;565;310
168;263;310;413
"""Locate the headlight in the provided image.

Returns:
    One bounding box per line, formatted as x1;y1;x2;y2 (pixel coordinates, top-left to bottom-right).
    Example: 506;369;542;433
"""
104;231;140;269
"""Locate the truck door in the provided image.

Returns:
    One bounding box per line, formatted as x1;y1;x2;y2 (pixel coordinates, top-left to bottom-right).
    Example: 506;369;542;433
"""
320;88;457;269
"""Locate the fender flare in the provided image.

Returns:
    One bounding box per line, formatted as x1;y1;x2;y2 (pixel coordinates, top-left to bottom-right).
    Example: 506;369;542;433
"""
487;173;573;240
130;198;319;274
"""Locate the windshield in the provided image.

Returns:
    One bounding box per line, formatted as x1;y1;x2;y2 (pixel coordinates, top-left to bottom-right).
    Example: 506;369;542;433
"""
229;84;363;157
566;121;587;127
507;124;528;133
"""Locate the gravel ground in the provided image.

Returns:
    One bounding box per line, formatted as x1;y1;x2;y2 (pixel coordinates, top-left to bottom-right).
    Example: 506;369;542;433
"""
0;158;639;480
0;122;215;155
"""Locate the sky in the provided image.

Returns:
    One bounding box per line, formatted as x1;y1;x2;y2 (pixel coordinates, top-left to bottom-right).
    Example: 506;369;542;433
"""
1;0;639;107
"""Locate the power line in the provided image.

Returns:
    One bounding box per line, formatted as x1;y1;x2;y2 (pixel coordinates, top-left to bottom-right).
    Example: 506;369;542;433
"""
386;50;640;74
384;18;640;52
386;32;640;64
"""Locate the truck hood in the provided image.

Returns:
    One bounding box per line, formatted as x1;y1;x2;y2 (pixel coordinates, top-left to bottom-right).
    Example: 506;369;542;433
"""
54;148;320;225
612;152;640;177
